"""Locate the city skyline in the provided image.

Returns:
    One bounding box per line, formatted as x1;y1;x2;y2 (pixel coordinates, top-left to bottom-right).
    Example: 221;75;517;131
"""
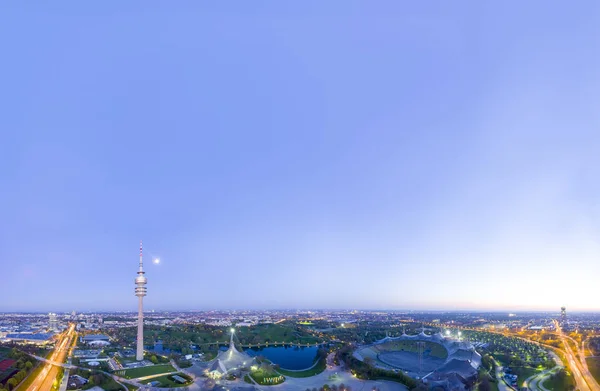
2;2;600;312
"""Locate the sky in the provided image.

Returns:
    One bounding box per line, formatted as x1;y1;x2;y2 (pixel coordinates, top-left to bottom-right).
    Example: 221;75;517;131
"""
1;2;600;312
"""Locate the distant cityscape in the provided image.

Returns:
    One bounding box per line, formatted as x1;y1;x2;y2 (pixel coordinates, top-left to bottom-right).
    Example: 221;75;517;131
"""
4;307;600;339
2;305;600;391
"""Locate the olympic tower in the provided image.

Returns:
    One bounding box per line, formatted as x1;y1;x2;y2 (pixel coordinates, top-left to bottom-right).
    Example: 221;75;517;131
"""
135;241;147;361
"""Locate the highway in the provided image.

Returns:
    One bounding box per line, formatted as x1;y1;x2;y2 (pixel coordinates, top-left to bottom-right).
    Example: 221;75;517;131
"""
554;320;600;391
26;324;76;391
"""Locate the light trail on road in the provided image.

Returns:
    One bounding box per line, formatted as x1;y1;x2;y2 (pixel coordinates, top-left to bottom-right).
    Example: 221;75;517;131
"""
26;324;76;391
554;320;599;391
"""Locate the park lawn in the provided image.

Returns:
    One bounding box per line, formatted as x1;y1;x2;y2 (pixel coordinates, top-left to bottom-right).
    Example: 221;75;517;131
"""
144;353;170;364
587;357;600;386
377;340;448;359
119;364;176;379
541;372;576;391
510;366;540;388
142;373;192;388
276;358;326;378
492;353;511;366
82;375;123;391
250;366;285;385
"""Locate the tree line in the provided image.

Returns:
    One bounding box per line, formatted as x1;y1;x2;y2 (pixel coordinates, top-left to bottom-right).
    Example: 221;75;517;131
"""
0;348;37;391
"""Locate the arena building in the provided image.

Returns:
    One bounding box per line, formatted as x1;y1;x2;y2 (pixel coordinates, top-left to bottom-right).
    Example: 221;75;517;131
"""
353;330;481;390
206;329;255;379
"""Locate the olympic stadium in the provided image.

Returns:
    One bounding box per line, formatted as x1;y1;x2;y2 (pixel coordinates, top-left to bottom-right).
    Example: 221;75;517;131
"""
353;331;481;389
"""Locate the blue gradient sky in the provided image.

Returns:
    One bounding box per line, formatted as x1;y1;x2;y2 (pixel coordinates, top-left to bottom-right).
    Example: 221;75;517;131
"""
2;2;600;312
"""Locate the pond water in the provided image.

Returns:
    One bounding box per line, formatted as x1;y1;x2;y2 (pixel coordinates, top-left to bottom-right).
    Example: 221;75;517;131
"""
244;345;318;370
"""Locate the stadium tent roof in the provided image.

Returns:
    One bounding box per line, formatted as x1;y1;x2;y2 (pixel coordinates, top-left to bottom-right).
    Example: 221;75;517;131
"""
209;332;255;375
357;331;482;378
436;358;478;379
427;372;469;391
209;358;227;375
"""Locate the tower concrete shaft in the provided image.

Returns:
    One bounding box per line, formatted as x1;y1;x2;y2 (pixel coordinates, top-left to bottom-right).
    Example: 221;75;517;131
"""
135;241;147;361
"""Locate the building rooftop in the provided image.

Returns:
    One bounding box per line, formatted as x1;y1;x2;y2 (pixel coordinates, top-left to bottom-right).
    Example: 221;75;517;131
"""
6;333;53;341
81;334;110;341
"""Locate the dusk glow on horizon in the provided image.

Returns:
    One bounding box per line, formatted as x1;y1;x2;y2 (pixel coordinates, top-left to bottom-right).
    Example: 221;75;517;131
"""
2;2;600;312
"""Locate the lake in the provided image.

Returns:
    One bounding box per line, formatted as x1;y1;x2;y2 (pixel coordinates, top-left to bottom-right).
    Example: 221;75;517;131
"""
244;345;318;370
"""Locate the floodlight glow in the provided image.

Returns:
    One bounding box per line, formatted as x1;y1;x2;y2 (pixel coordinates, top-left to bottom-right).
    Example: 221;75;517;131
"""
230;328;235;333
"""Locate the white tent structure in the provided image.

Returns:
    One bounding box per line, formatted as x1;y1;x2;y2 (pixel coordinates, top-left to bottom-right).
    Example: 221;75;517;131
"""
207;329;255;378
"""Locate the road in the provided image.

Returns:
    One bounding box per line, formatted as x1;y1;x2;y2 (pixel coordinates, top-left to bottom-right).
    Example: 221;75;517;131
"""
554;320;599;391
493;360;513;391
525;367;559;391
26;324;77;391
28;355;132;391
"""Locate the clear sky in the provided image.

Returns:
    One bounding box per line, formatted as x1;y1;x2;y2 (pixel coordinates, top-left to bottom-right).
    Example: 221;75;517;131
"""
1;2;600;312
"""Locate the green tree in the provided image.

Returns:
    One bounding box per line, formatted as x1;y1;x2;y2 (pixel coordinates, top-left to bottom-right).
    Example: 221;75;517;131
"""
15;370;26;383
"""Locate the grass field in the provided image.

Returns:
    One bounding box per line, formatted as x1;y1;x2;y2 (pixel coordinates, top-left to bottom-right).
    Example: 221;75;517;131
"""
510;367;540;388
83;374;124;391
116;364;176;379
142;373;192;388
541;370;576;391
375;340;448;359
587;357;600;386
250;366;285;385
276;357;326;378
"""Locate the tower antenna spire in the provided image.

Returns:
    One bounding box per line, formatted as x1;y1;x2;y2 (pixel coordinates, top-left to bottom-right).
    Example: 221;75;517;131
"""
139;241;143;271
